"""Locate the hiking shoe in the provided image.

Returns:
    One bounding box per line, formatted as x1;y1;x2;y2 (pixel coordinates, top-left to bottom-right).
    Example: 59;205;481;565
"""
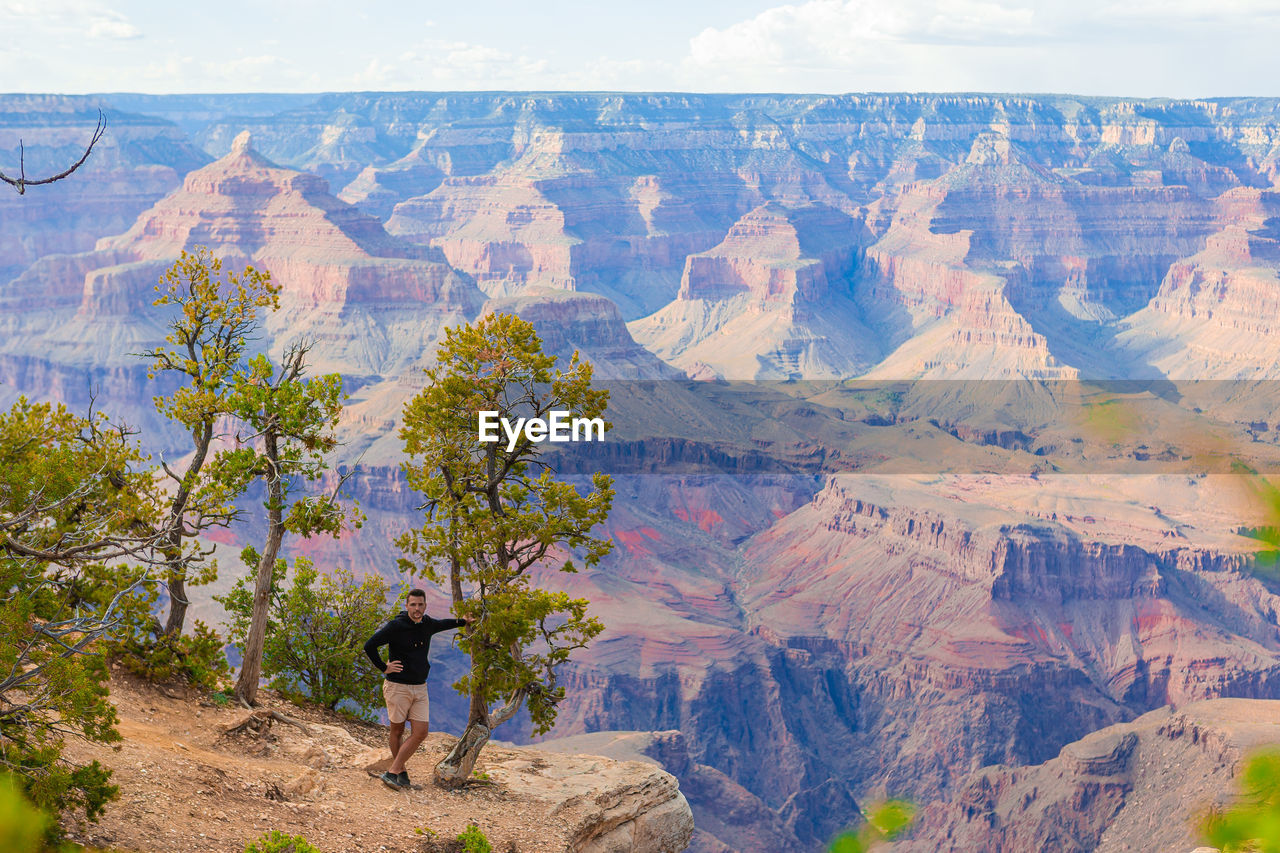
381;771;405;790
397;771;410;788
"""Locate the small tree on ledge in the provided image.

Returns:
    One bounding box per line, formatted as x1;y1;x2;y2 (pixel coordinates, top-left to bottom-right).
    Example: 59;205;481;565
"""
397;312;613;787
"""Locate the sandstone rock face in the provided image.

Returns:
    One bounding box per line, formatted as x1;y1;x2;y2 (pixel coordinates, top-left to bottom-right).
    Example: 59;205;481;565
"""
485;738;694;853
0;129;483;450
1117;190;1280;377
16;92;1280;382
385;165;729;319
538;730;800;853
483;288;681;380
629;203;880;379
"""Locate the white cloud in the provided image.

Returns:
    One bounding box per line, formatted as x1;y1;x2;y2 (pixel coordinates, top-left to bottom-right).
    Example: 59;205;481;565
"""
352;38;550;89
678;0;1280;95
88;15;139;39
688;0;1280;65
3;0;142;40
5;0;1279;96
133;53;314;92
689;0;1040;71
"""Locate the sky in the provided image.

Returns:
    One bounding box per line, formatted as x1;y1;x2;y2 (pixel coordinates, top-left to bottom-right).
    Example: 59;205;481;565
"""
3;0;1280;97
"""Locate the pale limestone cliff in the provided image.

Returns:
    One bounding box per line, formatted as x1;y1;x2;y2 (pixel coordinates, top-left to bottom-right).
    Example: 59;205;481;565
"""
628;203;880;379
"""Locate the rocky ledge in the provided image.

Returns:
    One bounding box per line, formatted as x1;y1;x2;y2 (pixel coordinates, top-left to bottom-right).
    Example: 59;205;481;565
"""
903;698;1280;853
61;672;693;853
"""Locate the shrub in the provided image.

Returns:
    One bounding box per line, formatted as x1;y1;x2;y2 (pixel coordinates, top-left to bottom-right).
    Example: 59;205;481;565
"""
218;556;391;719
457;824;492;853
244;830;322;853
1;399;151;842
111;619;230;691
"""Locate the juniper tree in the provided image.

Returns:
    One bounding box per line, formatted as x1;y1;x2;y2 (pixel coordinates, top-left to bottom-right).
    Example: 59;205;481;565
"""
398;313;613;786
219;558;389;717
0;398;157;839
142;247;279;637
224;344;353;706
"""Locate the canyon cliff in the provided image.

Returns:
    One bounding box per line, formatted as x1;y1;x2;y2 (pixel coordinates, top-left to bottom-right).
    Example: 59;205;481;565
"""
9;92;1280;851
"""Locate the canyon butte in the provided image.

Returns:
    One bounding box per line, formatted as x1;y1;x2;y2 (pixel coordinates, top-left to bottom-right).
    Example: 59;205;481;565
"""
7;91;1280;851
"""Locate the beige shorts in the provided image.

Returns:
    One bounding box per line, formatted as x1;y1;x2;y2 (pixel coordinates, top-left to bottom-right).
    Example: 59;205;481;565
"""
382;680;430;724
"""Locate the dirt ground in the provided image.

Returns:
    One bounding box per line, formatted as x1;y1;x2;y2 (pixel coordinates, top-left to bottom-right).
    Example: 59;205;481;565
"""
58;667;576;853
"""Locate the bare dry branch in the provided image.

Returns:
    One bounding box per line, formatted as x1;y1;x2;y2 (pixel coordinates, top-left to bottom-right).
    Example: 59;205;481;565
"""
0;110;106;195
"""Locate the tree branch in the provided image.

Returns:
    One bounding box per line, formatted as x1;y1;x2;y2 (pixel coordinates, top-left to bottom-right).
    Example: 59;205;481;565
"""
0;110;106;195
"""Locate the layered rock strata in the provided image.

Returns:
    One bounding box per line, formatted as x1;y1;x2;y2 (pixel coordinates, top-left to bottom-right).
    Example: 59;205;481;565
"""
629;203;880;379
902;698;1280;852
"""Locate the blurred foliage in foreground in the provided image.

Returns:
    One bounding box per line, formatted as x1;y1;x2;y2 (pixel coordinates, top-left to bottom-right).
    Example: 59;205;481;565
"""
1202;750;1280;852
828;799;916;852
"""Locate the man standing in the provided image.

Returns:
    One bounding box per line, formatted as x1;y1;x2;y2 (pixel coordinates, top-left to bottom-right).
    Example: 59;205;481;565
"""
363;588;468;789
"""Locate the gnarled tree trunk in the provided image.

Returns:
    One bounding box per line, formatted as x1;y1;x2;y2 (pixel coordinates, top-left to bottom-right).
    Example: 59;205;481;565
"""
434;720;492;788
163;574;189;637
161;422;214;637
235;430;282;706
434;685;526;788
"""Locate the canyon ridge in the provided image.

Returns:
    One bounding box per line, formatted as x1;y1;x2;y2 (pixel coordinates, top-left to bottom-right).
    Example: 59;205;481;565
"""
6;91;1280;851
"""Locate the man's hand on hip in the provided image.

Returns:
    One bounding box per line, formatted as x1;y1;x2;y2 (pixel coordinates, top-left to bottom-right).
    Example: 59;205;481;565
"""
385;660;403;675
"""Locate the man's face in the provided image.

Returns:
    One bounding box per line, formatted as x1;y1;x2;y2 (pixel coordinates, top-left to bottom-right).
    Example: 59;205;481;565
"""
407;596;426;621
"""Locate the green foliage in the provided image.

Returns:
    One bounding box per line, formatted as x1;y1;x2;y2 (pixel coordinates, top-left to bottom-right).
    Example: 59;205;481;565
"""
1202;749;1280;852
111;620;230;691
457;824;492;853
223;340;357;704
143;246;282;635
828;799;916;853
398;313;613;736
244;830;322;853
0;399;156;841
217;556;391;717
0;398;157;562
147;248;281;429
228;351;347;528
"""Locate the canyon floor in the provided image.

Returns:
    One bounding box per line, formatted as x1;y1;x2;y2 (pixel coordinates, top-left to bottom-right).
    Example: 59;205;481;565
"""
59;668;678;853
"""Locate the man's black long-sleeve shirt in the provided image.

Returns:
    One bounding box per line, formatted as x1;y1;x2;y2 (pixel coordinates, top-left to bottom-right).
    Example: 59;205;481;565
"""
363;610;465;685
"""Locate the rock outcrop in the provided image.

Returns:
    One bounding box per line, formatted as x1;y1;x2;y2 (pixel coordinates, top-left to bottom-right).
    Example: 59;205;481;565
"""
483;739;694;853
1117;189;1280;377
538;730;800;853
628;203;880;379
483;288;682;380
0;129;483;450
63;673;693;853
734;474;1280;809
903;698;1280;852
